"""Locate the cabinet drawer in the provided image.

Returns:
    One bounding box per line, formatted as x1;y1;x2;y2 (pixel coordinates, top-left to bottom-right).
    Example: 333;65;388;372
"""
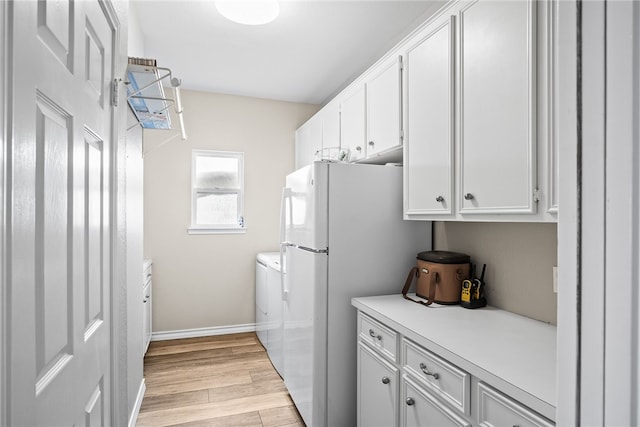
358;312;398;362
477;382;554;427
403;338;470;415
402;375;471;427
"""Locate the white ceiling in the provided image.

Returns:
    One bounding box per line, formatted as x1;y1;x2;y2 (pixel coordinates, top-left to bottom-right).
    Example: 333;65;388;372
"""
131;1;443;105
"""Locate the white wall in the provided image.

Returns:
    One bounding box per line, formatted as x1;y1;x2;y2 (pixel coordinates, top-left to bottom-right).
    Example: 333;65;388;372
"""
144;89;319;333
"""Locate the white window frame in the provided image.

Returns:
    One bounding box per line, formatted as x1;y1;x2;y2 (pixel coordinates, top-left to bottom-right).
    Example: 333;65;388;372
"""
188;150;246;234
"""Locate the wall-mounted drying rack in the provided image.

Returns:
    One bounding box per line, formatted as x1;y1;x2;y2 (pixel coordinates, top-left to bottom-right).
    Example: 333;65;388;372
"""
126;57;187;140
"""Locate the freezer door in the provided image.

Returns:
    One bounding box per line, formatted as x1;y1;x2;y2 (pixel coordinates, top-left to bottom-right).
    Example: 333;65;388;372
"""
283;163;328;249
283;245;328;427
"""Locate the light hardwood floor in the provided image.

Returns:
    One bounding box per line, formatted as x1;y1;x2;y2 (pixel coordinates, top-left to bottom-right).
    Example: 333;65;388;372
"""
136;333;305;427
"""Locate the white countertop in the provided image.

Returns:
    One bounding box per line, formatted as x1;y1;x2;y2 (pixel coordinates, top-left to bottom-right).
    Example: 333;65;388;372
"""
352;294;556;419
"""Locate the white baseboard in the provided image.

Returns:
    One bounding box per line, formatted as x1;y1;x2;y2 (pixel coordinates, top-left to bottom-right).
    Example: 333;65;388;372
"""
151;323;256;341
128;378;146;427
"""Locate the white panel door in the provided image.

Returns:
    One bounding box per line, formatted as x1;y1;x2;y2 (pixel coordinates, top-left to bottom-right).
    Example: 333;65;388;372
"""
366;55;402;156
458;0;536;214
404;15;455;216
7;1;117;425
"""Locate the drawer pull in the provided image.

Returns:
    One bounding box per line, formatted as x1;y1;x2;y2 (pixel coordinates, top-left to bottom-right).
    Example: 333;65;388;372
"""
419;362;440;380
381;376;390;385
369;329;382;340
435;195;444;203
406;397;415;406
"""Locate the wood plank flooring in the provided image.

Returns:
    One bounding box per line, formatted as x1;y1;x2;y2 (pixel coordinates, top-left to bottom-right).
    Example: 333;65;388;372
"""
137;333;305;427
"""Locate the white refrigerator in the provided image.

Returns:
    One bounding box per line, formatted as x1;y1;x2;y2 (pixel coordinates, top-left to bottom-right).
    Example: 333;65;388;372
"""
279;161;431;427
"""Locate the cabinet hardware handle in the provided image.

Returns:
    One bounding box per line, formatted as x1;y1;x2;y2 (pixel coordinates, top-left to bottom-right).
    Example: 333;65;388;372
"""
368;141;375;146
143;298;148;303
464;193;474;200
419;362;439;379
368;329;382;340
381;376;390;385
435;196;444;203
356;146;362;152
406;397;415;406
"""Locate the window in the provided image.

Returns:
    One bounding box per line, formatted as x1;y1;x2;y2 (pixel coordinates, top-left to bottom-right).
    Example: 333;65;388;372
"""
189;150;245;234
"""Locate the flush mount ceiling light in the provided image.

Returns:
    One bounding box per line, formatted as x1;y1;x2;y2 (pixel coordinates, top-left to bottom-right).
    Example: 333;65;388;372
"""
215;1;280;26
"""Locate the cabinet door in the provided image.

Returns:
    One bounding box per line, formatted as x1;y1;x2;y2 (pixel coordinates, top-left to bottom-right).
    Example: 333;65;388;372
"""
404;16;455;216
358;343;399;427
458;0;536;214
143;281;151;354
322;101;341;153
295;117;323;169
402;377;470;427
340;85;367;161
367;56;402;156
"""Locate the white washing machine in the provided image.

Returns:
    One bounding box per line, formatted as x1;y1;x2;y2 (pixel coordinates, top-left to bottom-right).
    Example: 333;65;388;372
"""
255;252;283;376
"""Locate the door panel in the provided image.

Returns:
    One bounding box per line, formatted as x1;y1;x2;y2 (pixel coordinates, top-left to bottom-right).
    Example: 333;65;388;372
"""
405;16;454;215
37;0;74;71
7;1;117;425
283;246;328;427
366;56;402;156
458;0;535;214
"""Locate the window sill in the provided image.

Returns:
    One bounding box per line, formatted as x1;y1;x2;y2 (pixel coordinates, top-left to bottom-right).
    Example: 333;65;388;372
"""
187;226;247;235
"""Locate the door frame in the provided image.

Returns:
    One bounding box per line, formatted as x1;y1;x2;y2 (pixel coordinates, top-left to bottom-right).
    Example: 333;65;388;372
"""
0;0;6;423
557;1;640;424
100;0;126;424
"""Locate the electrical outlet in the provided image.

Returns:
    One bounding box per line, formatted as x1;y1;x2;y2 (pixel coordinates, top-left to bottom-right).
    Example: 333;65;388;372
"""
552;266;558;293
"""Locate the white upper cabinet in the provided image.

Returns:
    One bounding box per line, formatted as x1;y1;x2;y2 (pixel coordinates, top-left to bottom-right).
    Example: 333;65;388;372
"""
322;100;341;155
340;84;367;162
294;0;557;222
404;14;455;217
404;0;555;222
458;0;536;215
295;115;322;170
366;55;403;158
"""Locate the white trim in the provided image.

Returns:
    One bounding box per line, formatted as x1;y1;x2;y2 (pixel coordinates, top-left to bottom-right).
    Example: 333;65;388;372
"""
127;379;145;427
555;0;579;424
0;1;6;425
187;226;247;235
151;323;256;341
580;1;606;423
603;2;639;424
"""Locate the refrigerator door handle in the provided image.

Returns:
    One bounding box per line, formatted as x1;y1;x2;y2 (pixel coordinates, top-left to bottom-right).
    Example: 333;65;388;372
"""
280;187;291;245
280;187;292;302
297;246;328;254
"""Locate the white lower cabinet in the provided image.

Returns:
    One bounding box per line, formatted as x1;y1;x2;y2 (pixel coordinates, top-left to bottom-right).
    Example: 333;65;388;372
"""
355;307;555;427
477;382;554;427
143;260;152;355
402;376;470;427
357;343;399;427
